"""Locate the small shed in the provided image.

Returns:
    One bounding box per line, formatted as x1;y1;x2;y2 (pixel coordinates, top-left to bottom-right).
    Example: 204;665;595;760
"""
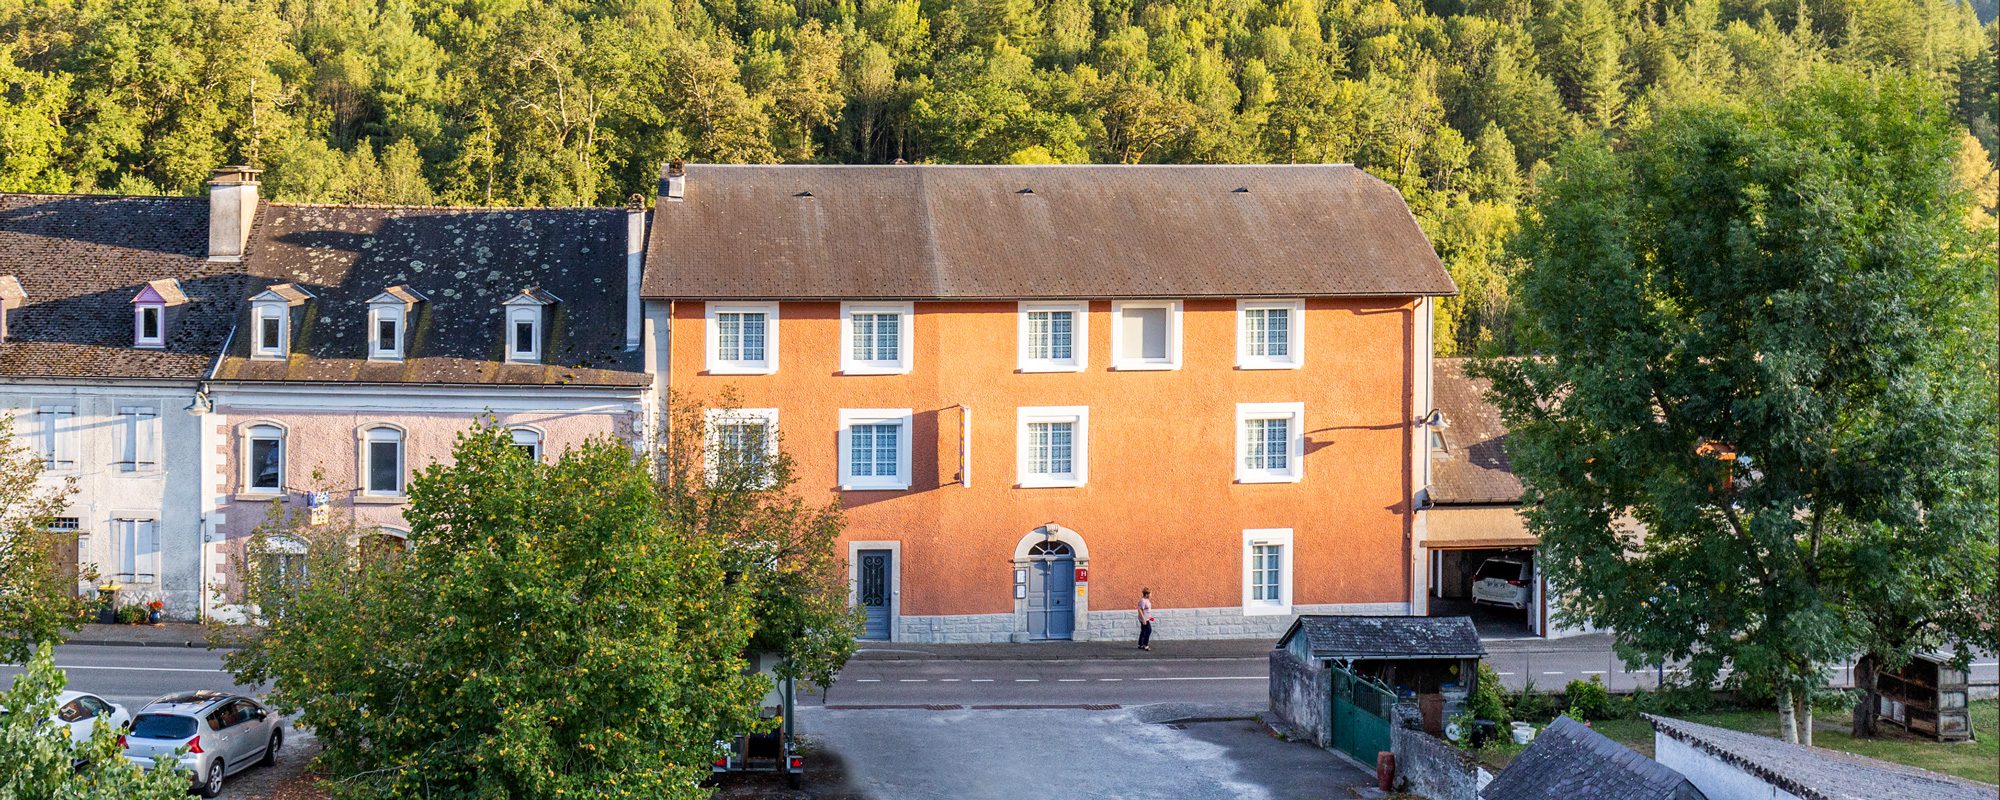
1869;653;1972;742
1270;615;1486;762
1649;714;1996;800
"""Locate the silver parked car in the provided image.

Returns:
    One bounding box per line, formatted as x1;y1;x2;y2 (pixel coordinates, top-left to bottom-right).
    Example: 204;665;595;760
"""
123;690;284;798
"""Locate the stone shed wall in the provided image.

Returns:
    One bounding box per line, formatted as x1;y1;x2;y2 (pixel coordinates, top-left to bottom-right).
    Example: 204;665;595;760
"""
1269;650;1331;748
1390;703;1489;800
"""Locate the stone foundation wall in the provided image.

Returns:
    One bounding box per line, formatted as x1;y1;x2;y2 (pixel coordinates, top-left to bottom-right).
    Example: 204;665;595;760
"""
1389;703;1489;800
893;602;1410;644
1269;650;1332;747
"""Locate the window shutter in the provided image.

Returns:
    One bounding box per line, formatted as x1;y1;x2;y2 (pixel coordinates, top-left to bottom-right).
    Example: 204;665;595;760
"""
136;407;159;468
39;405;74;467
118;520;137;578
138;521;158;581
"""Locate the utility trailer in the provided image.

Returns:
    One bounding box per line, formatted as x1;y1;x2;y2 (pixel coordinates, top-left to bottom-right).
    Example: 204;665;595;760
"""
712;652;804;788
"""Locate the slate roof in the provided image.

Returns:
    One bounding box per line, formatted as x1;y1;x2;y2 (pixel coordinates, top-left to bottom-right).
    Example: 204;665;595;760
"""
1647;715;1998;800
1482;717;1707;800
213;203;646;387
1432;358;1524;505
643;164;1457;300
0;194;246;380
1275;615;1487;660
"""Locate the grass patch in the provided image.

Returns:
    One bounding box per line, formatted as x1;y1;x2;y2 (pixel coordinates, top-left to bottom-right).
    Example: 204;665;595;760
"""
1588;701;1998;785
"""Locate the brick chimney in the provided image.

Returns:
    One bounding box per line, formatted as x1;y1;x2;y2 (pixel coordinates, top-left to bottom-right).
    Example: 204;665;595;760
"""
207;166;261;262
664;160;686;202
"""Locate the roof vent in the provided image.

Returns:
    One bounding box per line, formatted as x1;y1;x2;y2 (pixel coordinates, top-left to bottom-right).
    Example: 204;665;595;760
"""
1017;188;1034;194
1233;187;1250;193
795;191;814;198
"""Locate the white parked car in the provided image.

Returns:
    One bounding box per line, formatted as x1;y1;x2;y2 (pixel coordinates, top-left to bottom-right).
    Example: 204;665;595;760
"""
53;690;132;746
1471;557;1531;610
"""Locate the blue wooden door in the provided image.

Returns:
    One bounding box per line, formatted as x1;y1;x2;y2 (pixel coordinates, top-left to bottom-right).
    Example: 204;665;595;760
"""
1027;551;1076;641
858;549;891;640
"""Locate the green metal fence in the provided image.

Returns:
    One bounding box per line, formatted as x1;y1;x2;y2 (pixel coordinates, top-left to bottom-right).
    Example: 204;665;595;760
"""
1329;664;1395;764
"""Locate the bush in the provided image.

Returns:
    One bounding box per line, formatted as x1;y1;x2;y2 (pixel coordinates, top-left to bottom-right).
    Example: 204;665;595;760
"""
1470;662;1511;725
1511;678;1555;722
1565;676;1613;720
114;603;147;625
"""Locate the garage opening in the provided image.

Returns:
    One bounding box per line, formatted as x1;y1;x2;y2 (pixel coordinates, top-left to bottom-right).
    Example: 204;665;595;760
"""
1427;547;1539;639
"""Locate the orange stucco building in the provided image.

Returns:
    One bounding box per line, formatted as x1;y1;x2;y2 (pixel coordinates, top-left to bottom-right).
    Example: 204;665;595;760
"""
644;164;1453;642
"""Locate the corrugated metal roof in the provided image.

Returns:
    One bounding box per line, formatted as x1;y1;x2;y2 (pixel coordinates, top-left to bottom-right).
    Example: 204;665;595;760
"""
644;164;1456;300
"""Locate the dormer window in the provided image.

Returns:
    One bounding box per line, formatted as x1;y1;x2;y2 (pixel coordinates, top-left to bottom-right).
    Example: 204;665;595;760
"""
502;288;559;364
248;283;313;361
130;279;185;349
366;285;425;361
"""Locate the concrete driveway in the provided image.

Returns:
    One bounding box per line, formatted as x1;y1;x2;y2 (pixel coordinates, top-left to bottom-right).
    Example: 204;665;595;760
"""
797;705;1371;800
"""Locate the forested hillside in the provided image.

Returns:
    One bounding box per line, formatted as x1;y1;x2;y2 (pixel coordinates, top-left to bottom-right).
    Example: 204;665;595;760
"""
0;0;1990;353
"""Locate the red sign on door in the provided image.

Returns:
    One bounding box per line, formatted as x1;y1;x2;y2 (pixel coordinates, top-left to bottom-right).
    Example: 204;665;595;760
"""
1075;567;1089;583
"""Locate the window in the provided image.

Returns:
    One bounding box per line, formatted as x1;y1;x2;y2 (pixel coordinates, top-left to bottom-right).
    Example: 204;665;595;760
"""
114;518;159;583
1016;406;1090;488
1237;300;1304;369
369;307;404;360
1242;528;1293;615
507;307;541;362
119;405;161;471
1017;302;1088;372
245;424;284;493
363;427;405;496
253;305;286;359
1110;301;1181;370
704;409;778;483
1429;429;1447;452
706;303;779;375
837;409;912;491
34;404;74;470
841;302;913;375
134;305;164;348
509;427;543;460
49;517;79;531
1236;403;1305;483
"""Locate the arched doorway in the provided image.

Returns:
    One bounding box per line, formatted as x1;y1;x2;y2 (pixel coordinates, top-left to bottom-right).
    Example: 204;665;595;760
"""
1026;541;1075;640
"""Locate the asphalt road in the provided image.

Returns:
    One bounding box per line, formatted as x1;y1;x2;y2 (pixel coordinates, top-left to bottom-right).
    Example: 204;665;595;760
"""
0;644;262;710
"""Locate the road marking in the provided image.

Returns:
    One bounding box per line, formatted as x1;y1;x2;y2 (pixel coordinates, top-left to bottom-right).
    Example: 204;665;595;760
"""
1974;662;1999;668
1582;671;1607;676
1542;671;1565;676
1098;678;1123;682
1015;679;1039;682
1133;676;1262;682
1496;672;1516;676
40;665;230;674
898;679;927;683
939;679;960;682
970;679;994;683
1057;679;1086;682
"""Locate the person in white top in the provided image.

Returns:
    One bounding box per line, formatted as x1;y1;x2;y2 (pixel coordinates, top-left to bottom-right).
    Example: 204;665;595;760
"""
1137;588;1155;651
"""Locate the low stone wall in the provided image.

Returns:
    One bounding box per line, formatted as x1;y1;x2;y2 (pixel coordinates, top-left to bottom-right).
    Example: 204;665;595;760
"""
1268;650;1332;748
1389;703;1489;800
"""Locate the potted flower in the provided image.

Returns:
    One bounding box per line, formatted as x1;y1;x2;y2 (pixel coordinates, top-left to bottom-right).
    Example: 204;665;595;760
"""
145;599;165;625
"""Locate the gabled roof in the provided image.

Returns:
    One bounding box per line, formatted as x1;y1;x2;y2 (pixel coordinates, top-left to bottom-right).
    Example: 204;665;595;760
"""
503;286;561;306
1276;615;1486;660
213;203;643;387
643;164;1456;301
0;276;25;309
1647;715;1997;800
250;282;313;305
0;194;246;380
1482;717;1706;800
368;285;426;307
1432;358;1524;505
134;279;189;306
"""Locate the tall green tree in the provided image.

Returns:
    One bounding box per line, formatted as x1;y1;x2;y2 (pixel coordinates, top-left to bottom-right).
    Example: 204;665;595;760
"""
1483;67;1997;744
224;425;765;798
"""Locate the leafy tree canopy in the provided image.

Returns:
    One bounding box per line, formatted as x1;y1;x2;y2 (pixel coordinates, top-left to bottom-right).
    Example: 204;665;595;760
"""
0;642;192;800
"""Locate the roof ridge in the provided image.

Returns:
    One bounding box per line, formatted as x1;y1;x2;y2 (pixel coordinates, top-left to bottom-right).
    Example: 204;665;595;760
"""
267;201;625;212
0;191;198;202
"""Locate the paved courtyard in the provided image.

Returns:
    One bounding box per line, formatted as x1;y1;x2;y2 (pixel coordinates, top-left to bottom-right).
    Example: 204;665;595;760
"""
796;705;1372;800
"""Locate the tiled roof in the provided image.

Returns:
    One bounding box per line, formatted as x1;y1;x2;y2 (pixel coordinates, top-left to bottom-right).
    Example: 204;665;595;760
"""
1432;358;1524;504
1277;615;1486;659
214;203;646;387
643;164;1457;300
0;194;246;380
1647;715;1998;800
1482;717;1707;800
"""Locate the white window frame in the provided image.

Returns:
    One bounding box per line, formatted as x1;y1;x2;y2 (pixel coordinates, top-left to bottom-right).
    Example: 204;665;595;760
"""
35;404;75;470
506;306;541;363
840;302;914;375
1236;299;1304;370
837;408;912;491
242;422;286;495
1017;301;1088;373
134;304;165;348
114;518;160;584
118;404;161;472
706;302;779;375
1241;528;1294;616
704;408;779;484
508;427;544;461
252;303;287;360
1236;402;1306;483
368;305;406;361
1110;300;1181;370
360;425;406;498
1015;406;1089;488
